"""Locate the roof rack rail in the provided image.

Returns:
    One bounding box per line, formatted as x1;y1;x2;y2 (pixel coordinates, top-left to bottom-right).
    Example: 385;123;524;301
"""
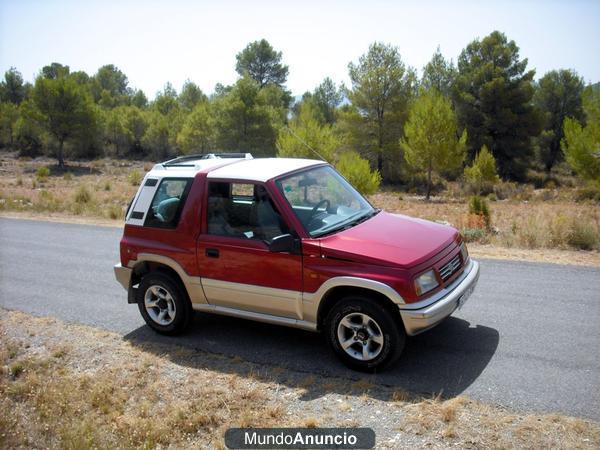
162;152;253;166
200;152;253;160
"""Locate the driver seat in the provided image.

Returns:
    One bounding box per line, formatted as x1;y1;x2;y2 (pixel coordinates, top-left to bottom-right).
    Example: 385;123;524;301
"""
251;185;285;240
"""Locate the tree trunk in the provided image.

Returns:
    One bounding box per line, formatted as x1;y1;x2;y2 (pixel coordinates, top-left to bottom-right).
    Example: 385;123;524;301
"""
377;117;384;174
58;139;65;168
426;166;432;201
545;154;554;174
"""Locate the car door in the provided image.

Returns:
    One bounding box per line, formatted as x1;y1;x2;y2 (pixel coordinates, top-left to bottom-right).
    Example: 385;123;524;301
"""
196;180;303;319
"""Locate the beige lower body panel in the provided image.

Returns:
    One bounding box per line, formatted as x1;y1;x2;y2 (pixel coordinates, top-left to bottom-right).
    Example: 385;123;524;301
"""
200;278;302;319
192;303;317;331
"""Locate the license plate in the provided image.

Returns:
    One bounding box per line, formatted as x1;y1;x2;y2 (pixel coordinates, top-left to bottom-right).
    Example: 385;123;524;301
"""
458;285;475;310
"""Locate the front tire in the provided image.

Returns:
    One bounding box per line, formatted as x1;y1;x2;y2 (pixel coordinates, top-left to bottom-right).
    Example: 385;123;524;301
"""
325;295;405;372
137;272;192;335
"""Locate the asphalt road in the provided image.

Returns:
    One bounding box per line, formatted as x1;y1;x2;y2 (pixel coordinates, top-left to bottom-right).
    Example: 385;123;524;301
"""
1;217;599;419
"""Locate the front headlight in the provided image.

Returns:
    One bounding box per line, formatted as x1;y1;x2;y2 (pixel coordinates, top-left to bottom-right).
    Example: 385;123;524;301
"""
414;269;439;296
460;242;469;263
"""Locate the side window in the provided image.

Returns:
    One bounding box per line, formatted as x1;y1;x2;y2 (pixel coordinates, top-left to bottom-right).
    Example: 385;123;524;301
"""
232;183;254;198
207;182;289;240
145;178;192;228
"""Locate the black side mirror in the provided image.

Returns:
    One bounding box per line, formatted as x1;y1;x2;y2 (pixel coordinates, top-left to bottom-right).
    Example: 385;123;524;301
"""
298;177;318;187
268;234;296;253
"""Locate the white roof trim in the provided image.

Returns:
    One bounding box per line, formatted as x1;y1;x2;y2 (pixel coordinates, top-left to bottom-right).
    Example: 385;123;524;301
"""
144;158;241;179
207;158;325;182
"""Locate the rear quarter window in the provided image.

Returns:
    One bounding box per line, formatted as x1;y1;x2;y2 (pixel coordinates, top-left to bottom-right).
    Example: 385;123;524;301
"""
144;178;192;228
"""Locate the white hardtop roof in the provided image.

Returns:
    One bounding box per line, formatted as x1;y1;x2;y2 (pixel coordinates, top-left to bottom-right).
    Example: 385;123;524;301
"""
207;158;326;182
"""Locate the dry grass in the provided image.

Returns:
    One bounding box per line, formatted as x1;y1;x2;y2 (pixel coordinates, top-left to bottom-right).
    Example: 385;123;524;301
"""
400;395;600;449
0;316;286;449
369;190;600;253
304;417;319;428
391;389;413;403
0;153;143;222
352;377;376;392
1;309;599;449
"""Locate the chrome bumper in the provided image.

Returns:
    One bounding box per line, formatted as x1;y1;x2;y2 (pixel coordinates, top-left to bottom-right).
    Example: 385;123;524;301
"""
399;259;480;336
114;263;132;290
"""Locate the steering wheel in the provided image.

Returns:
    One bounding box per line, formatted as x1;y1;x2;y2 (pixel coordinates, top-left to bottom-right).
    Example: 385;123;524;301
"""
310;199;330;218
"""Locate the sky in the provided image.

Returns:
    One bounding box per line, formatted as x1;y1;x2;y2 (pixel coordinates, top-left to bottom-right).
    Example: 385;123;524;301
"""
1;0;599;99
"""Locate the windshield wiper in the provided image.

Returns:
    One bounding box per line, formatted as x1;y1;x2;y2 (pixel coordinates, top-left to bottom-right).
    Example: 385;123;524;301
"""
313;209;380;238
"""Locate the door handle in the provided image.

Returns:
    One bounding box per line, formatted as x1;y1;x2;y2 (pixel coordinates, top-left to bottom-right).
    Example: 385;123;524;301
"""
205;248;220;258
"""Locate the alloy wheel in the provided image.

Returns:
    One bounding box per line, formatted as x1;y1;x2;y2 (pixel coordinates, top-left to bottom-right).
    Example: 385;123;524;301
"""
144;285;177;326
336;312;384;361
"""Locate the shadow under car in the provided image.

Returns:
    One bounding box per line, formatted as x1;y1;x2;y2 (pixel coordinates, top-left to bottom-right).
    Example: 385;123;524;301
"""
124;312;499;401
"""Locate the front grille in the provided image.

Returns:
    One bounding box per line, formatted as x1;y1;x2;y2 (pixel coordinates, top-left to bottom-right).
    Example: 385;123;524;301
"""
439;254;461;281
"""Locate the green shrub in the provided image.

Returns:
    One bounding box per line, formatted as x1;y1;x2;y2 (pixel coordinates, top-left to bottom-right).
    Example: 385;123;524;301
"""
36;166;50;182
74;185;92;204
15;116;43;157
9;361;24;378
575;181;600;202
404;172;446;197
568;221;598;250
468;195;491;228
107;204;122;220
63;172;73;181
493;181;519;200
527;172;560;189
104;181;111;191
128;170;142;186
464;145;500;194
335;151;381;195
72;202;84;215
461;228;486;242
549;215;571;248
520;216;542;248
35;190;61;212
527;172;544;189
562;109;600;182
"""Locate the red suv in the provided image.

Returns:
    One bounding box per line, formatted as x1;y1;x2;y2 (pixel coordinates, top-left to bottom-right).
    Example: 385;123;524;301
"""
114;154;480;371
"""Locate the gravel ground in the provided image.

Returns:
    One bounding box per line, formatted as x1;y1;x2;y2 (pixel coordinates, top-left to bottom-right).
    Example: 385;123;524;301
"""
1;309;599;449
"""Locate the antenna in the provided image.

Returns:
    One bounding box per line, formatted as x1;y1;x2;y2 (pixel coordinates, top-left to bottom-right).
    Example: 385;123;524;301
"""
283;126;328;162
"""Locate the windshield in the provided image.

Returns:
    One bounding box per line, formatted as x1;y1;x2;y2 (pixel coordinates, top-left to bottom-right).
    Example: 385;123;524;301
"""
276;165;375;237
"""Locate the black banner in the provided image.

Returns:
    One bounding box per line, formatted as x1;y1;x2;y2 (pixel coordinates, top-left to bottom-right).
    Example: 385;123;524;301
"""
224;428;375;449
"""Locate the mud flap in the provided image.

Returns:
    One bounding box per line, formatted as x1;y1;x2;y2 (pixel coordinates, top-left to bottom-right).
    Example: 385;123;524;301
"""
128;285;138;304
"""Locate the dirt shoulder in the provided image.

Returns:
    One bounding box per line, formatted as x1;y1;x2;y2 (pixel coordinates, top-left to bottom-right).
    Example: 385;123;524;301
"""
0;210;124;228
467;244;600;267
2;210;599;267
1;309;598;449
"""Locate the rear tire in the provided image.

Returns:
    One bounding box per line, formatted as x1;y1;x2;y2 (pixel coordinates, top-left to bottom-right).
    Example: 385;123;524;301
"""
137;272;192;335
325;295;405;372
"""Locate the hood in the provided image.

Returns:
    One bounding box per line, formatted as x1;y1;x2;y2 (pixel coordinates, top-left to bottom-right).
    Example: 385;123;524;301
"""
318;211;458;268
